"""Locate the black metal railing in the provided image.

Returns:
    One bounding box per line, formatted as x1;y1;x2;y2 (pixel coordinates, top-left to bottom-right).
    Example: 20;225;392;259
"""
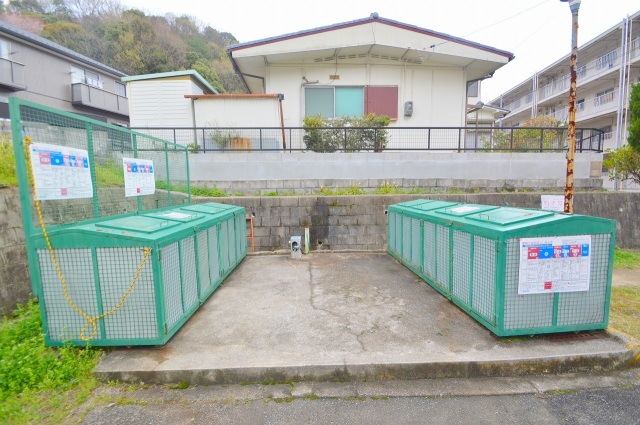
129;126;605;153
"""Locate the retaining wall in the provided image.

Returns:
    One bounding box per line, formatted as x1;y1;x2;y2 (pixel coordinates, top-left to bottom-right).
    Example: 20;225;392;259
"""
189;152;604;194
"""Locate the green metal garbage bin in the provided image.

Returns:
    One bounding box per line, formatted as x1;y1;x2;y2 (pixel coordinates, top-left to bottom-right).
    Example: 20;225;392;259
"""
388;200;616;337
34;202;247;347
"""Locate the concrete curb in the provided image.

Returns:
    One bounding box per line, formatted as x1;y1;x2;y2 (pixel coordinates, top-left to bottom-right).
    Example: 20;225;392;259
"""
95;346;640;386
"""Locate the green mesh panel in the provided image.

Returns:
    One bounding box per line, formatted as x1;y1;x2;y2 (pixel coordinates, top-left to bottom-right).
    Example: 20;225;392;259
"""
196;230;212;296
435;225;450;290
180;237;199;313
452;230;471;304
97;247;157;340
556;233;611;326
423;221;437;281
472;236;496;323
162;242;183;329
38;248;101;342
208;227;221;284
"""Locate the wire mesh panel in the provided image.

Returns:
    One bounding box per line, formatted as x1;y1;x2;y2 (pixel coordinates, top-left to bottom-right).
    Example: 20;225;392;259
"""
435;225;450;289
161;242;183;330
208;226;221;287
196;230;212;297
472;236;496;324
556;233;611;326
38;248;101;342
97;247;157;340
410;218;421;269
180;237;199;314
423;221;437;282
387;212;398;254
452;230;471;304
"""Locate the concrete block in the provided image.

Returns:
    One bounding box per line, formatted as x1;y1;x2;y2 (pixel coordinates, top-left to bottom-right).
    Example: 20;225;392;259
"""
338;216;358;226
260;197;280;207
279;197;299;207
298;196;319;207
303;179;320;189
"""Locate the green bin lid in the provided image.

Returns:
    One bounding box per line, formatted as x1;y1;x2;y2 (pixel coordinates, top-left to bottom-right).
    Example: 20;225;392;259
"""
181;203;234;215
435;204;499;217
466;207;555;225
406;200;459;211
143;210;202;222
95;215;179;233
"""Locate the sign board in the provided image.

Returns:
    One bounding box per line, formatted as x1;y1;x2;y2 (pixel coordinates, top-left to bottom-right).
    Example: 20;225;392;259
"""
123;158;155;197
518;235;591;295
29;143;93;200
541;195;565;212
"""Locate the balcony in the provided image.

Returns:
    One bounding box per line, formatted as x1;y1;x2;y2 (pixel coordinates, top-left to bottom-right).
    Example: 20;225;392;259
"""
543;88;619;124
71;83;129;117
0;57;26;91
537;47;621;104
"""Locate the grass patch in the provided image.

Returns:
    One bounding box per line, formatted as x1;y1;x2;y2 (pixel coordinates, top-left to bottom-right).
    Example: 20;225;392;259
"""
168;381;190;390
609;286;640;340
614;247;640;269
0;134;17;187
156;181;229;197
318;186;366;196
94;158;124;188
0;299;103;424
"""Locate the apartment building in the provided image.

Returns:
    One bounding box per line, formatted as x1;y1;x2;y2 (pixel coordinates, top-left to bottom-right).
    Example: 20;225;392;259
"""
490;10;639;158
0;19;128;124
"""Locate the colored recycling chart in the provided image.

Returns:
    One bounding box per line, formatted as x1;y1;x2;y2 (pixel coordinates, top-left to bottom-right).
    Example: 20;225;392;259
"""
518;235;592;294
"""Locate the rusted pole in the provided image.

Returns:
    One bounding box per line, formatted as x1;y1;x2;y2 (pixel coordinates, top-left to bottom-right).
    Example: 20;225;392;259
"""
562;0;581;214
277;94;286;150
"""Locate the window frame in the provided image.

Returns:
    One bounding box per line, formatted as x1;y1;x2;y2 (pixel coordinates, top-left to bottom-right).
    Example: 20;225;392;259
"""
304;85;398;119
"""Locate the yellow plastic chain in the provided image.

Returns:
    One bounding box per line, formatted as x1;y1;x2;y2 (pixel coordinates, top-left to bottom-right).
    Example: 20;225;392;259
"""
24;136;151;341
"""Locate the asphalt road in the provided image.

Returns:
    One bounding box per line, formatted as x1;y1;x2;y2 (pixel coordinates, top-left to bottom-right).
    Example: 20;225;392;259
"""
82;376;640;425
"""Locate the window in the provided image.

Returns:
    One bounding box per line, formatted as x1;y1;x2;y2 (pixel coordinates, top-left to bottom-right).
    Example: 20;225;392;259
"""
576;99;585;112
594;88;614;106
115;81;126;97
71;66;103;89
0;38;10;60
305;85;398;119
467;81;478;97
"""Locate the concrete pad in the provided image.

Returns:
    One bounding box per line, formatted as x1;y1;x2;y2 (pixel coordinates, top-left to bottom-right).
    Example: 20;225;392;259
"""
95;253;638;385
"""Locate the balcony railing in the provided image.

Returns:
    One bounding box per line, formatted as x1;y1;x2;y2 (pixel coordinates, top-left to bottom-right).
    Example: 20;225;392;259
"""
71;83;129;117
130;126;605;153
0;57;26;91
542;87;619;123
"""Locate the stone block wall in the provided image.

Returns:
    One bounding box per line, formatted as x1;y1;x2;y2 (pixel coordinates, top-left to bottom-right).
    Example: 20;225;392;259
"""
0;187;31;316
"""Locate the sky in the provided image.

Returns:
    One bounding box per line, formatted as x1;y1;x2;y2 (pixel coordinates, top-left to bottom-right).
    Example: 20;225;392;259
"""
120;0;640;102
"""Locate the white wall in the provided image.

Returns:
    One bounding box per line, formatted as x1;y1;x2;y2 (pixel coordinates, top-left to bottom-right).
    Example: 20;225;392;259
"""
189;152;602;185
128;80;195;127
194;98;281;127
265;64;465;128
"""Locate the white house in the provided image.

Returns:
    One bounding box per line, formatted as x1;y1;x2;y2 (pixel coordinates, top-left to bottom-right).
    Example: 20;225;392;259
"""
227;13;514;128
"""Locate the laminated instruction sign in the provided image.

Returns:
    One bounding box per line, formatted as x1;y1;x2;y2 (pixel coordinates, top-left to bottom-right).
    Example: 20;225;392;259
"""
29;142;93;200
518;235;592;295
123;158;155;197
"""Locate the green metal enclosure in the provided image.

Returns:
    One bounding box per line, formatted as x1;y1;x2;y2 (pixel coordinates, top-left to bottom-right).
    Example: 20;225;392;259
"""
9;98;247;346
388;200;616;337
